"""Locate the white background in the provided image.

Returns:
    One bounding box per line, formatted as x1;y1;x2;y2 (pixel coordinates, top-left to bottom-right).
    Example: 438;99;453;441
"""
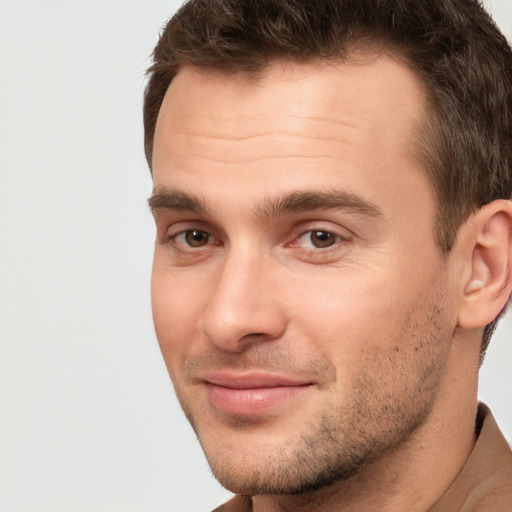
1;1;511;511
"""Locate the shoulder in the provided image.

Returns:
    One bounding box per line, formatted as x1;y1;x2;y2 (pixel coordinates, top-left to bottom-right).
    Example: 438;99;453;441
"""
429;404;512;512
211;495;252;512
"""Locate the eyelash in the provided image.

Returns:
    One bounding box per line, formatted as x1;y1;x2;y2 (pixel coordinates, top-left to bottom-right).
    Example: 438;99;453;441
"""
163;224;352;264
167;229;220;252
291;229;349;250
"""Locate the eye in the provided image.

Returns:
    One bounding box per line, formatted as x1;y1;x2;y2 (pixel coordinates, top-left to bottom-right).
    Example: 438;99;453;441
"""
295;230;345;249
174;229;211;248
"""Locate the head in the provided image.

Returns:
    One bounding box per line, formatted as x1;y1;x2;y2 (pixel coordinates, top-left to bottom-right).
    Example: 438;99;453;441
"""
144;0;512;355
145;0;512;499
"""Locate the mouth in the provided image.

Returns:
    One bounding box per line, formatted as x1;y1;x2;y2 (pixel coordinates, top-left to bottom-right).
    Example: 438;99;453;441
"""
201;372;315;416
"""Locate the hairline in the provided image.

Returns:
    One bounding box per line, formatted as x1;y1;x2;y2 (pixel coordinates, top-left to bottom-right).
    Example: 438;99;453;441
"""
147;47;452;251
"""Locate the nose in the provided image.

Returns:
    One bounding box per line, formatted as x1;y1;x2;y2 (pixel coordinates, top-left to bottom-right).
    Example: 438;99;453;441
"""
199;250;287;353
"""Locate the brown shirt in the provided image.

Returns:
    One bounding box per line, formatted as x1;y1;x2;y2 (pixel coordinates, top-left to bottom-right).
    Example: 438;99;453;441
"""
213;405;512;511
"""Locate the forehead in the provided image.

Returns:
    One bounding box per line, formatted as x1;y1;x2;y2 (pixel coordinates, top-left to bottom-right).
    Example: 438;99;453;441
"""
156;55;425;141
152;56;431;218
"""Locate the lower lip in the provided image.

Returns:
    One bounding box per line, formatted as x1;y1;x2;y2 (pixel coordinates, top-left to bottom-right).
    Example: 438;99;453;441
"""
205;383;312;416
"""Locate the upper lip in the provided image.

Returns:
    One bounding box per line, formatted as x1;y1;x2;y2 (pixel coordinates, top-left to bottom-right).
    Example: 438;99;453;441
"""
201;371;314;389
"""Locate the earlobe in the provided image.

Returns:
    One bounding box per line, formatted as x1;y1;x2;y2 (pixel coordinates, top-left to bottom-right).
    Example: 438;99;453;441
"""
457;200;512;330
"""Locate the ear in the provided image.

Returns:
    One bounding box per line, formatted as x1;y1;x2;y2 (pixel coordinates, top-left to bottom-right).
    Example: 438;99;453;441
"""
457;200;512;329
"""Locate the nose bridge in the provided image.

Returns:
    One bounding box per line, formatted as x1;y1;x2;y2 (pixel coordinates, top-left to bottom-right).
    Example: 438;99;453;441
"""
201;244;286;351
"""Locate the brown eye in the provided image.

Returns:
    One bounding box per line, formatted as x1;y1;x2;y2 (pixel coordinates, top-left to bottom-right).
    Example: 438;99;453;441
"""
309;231;338;248
295;230;344;249
184;230;210;247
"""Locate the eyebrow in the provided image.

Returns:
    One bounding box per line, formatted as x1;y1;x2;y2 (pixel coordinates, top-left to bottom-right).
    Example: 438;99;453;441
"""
256;190;383;219
148;188;209;215
148;187;382;220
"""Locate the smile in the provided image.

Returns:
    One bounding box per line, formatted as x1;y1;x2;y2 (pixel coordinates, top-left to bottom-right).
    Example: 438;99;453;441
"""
202;372;315;416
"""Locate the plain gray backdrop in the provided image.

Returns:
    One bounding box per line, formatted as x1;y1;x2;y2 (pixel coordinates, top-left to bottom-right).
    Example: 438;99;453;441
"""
1;1;511;511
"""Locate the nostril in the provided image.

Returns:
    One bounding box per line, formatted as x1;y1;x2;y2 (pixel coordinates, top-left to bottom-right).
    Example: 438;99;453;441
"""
241;333;271;340
237;332;279;347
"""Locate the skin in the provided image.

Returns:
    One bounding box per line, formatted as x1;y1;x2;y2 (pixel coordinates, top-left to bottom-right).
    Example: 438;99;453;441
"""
150;57;509;511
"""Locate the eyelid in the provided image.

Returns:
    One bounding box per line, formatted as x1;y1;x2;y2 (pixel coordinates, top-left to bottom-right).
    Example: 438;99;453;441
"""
294;230;347;249
157;216;221;252
160;218;216;240
160;219;351;254
168;228;220;248
288;222;351;245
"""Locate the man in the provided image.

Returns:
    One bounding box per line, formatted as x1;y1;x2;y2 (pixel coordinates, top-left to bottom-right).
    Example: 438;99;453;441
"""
144;0;512;510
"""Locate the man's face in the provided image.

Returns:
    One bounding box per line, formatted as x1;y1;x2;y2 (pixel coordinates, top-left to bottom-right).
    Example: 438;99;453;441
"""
150;57;458;494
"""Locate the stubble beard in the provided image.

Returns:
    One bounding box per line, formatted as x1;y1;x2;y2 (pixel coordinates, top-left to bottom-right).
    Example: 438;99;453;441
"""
173;297;452;497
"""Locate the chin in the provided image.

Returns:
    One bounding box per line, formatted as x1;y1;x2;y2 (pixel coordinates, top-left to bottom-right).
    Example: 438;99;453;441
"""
196;403;428;496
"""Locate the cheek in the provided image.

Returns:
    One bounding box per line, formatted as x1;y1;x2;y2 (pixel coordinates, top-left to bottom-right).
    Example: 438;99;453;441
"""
287;264;438;370
291;267;397;333
151;263;208;373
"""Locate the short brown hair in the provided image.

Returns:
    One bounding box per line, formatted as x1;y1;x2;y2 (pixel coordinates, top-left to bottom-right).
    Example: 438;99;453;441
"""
143;0;512;353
